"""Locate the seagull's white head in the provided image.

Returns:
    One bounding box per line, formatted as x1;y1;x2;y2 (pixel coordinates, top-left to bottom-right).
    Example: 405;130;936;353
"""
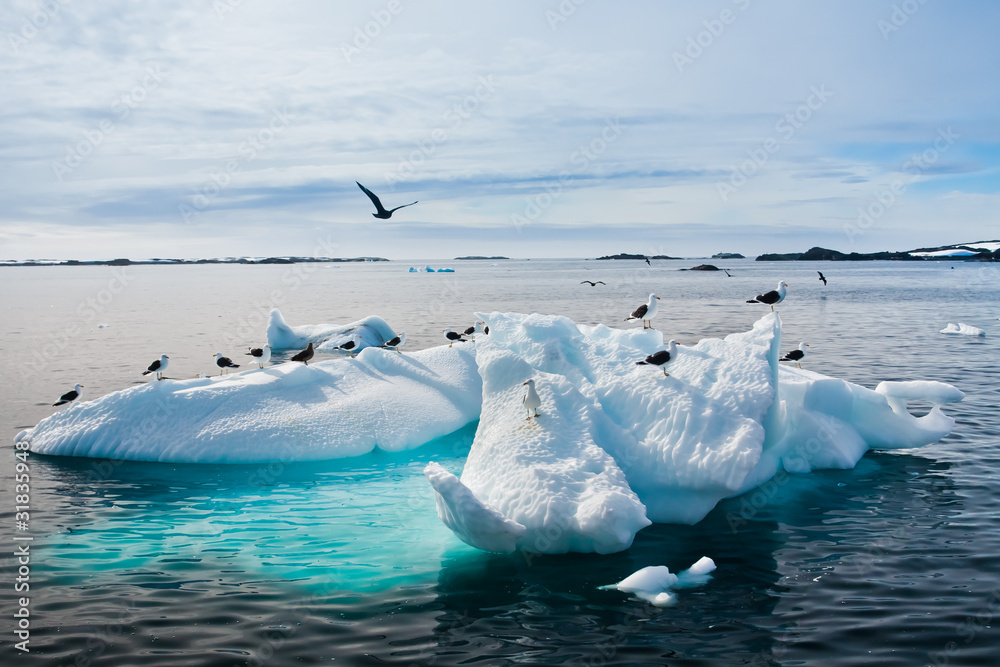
800;342;810;351
214;352;223;359
523;379;535;387
74;383;84;392
649;293;660;303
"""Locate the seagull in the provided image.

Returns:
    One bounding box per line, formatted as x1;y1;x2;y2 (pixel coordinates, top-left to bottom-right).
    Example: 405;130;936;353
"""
636;340;678;376
746;281;787;311
580;280;606;287
625;294;661;329
724;269;732;277
645;257;651;266
443;329;468;347
53;383;83;406
247;345;271;368
382;332;406;353
214;352;240;375
141;354;169;380
818;271;827;286
356;181;418;219
336;336;359;357
780;342;810;368
463;320;488;340
291;342;314;365
522;379;541;420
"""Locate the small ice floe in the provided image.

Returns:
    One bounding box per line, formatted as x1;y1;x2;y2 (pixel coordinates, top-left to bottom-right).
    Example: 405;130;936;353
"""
598;557;717;607
940;323;985;337
408;267;418;273
97;323;109;328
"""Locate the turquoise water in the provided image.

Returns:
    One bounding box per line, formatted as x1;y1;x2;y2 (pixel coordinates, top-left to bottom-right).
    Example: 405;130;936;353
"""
2;259;999;665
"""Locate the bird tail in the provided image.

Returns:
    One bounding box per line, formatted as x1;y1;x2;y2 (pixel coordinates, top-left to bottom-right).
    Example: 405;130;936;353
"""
745;299;758;303
141;370;151;375
53;400;66;406
635;361;648;366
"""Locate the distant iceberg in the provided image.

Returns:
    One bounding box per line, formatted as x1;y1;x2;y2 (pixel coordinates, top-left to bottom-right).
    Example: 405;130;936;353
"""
266;308;397;351
425;312;964;555
940;322;985;337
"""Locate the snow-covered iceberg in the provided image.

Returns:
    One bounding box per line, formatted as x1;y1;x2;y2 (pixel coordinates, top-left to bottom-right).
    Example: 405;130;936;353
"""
23;345;481;463
266;308;398;351
940;322;985;337
426;312;964;554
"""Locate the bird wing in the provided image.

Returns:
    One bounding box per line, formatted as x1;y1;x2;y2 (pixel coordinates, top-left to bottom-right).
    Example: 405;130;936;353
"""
580;281;592;285
148;359;161;372
630;303;648;319
58;390;76;402
356;181;388;214
757;290;779;303
596;281;605;285
387;201;418;214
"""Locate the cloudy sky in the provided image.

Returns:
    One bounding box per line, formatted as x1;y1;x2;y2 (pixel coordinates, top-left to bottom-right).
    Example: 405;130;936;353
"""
1;0;997;260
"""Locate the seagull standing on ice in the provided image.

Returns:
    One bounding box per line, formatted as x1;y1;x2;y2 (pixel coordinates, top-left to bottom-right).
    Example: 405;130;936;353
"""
780;342;810;368
247;346;271;368
636;340;678;376
382;332;406;353
443;329;468;347
746;281;787;311
522;379;541;420
336;336;359;357
625;294;661;329
356;181;418;219
53;383;83;406
291;342;314;364
214;352;240;375
142;354;169;380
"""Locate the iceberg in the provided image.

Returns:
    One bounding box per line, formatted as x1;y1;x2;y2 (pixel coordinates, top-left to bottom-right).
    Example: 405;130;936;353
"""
23;345;481;463
940;322;985;337
426;312;964;554
266;308;398;351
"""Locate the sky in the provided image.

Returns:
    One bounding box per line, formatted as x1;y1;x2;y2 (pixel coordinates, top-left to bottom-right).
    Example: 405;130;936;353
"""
1;0;997;260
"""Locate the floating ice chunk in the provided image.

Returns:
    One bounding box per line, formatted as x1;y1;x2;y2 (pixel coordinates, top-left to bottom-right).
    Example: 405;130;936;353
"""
24;345;481;463
408;267;418;273
266;308;398;351
940;322;985;337
424;462;526;553
97;323;108;328
436;268;455;272
428;312;963;553
424;265;435;272
437;345;650;554
599;557;716;607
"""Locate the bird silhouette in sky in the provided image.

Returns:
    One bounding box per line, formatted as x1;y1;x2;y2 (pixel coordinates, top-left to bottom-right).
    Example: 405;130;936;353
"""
356;181;418;219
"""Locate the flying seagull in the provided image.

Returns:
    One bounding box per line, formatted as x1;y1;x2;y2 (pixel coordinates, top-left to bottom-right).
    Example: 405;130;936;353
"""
142;354;169;380
724;269;732;277
818;271;827;286
53;383;83;406
522;379;541;420
214;352;240;375
580;280;606;287
645;257;651;266
291;342;315;365
636;340;678;377
247;345;271;368
746;281;787;312
356;181;418;219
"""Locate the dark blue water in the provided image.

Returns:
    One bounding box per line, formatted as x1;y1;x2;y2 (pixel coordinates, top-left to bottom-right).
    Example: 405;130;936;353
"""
2;260;999;665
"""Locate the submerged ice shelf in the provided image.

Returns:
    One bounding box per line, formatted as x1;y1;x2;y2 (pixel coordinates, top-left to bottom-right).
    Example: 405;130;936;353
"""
21;311;964;556
425;312;964;555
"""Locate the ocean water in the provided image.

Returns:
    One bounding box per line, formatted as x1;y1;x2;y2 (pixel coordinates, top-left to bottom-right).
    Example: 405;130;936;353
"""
2;258;999;666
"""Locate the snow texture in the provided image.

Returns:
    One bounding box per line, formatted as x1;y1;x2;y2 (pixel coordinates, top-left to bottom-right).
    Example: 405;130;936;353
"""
426;312;964;554
23;345;481;463
940;322;986;337
266;308;398;351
